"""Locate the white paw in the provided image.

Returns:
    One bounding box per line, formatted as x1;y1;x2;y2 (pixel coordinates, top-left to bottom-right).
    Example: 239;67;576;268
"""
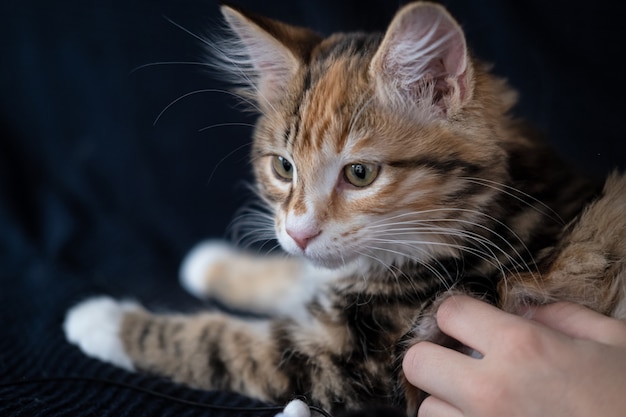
274;399;311;417
179;240;237;299
63;296;139;371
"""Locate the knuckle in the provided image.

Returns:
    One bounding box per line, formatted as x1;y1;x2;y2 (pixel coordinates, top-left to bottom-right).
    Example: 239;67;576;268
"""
499;324;548;359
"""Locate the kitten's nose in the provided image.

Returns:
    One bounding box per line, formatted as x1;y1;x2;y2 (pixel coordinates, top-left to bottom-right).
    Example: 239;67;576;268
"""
286;227;321;250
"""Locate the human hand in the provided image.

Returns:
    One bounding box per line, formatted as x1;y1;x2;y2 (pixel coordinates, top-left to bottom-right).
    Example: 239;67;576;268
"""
403;295;626;417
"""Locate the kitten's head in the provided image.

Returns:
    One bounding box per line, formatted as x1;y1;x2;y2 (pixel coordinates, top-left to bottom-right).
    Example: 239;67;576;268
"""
218;2;517;270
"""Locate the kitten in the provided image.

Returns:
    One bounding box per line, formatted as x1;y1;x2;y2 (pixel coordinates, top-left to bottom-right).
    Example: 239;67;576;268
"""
64;2;626;415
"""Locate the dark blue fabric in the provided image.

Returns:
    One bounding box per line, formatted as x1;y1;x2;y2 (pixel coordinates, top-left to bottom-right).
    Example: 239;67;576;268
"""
0;0;623;416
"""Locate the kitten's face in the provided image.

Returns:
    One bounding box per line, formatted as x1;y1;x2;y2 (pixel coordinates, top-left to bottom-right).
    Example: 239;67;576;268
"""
252;56;498;269
221;3;511;269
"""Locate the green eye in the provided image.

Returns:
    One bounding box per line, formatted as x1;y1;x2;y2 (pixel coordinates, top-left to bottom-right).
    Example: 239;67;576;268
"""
271;155;294;181
344;163;380;187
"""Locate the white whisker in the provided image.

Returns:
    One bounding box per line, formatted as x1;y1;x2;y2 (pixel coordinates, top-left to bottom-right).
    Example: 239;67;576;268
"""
462;176;564;225
356;249;404;281
198;122;256;132
205;141;253;186
163;15;213;48
361;244;453;291
228;197;277;251
154;89;259;126
368;236;510;283
161;15;281;116
129;61;213;75
369;220;533;274
364;207;539;276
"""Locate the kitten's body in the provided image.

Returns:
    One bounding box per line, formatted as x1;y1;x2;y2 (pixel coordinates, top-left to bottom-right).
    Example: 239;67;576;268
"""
64;2;626;415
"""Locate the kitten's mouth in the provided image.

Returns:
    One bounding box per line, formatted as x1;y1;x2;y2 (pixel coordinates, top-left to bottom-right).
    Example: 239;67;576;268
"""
299;248;359;270
306;255;345;270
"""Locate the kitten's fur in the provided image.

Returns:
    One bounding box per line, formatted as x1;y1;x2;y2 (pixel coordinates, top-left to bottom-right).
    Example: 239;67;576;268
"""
64;2;626;415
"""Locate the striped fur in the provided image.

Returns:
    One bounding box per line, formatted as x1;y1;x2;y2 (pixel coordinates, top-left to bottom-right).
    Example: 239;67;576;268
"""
67;2;626;415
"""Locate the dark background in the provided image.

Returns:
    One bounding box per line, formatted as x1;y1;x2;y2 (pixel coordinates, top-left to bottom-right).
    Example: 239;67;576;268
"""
1;0;624;415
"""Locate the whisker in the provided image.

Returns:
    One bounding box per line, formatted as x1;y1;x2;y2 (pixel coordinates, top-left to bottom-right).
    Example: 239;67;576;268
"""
162;15;214;48
161;15;280;116
204;141;253;186
368;236;511;283
461;176;564;225
356;244;411;289
369;222;532;273
364;208;539;277
198;122;256;132
129;61;213;75
361;244;453;291
154;89;259;126
227;197;277;251
361;209;540;282
355;249;406;284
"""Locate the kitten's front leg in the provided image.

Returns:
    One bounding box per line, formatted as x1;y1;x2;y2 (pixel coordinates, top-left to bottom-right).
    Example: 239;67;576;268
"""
65;296;291;401
63;296;378;413
180;240;342;318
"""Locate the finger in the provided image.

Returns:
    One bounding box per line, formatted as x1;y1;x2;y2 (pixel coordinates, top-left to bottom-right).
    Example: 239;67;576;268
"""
436;295;522;353
530;302;626;345
418;396;463;417
403;341;478;406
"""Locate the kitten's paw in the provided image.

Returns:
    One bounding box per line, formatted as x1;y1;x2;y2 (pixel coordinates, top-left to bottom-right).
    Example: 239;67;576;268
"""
63;296;139;371
179;240;237;299
274;400;311;417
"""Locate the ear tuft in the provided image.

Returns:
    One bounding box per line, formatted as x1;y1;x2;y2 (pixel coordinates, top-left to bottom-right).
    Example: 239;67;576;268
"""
213;6;321;111
370;2;473;117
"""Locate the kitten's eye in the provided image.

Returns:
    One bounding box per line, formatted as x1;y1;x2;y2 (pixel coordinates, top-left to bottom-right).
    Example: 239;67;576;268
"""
271;155;294;181
344;163;380;187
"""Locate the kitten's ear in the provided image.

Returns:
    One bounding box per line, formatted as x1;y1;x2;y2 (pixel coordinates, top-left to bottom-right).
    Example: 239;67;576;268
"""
370;2;473;117
219;5;321;108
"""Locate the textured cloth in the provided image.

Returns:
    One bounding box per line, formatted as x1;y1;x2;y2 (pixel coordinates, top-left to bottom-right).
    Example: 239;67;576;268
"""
0;0;623;416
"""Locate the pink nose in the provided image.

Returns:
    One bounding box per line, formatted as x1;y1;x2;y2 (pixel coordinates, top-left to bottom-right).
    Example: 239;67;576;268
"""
286;228;321;250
